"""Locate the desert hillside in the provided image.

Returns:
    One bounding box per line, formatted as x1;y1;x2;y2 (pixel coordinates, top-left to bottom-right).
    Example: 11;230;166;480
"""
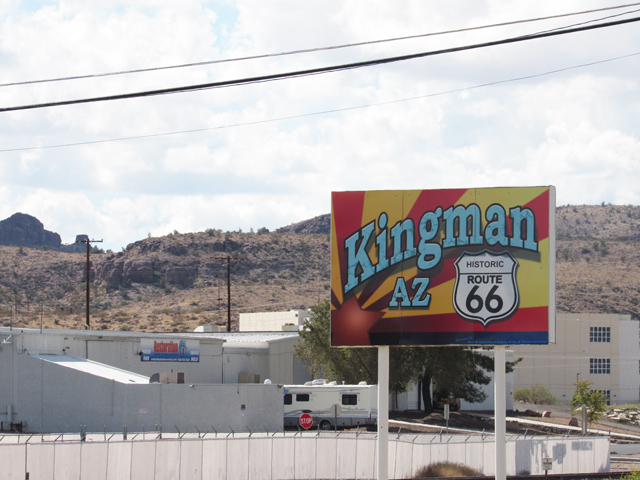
0;204;639;332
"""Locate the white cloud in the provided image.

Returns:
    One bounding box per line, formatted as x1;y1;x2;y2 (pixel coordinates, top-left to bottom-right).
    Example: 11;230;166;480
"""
5;188;101;243
0;1;639;250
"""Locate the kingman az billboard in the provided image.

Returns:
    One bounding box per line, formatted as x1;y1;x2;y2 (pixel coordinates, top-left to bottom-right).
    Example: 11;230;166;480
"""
330;186;555;347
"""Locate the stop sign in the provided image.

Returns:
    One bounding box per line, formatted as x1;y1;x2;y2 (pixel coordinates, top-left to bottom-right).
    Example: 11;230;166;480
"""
299;413;313;429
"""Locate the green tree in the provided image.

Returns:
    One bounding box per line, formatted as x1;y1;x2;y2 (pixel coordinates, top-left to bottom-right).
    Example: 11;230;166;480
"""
570;380;606;424
295;302;426;392
419;347;495;414
295;301;377;385
295;301;503;412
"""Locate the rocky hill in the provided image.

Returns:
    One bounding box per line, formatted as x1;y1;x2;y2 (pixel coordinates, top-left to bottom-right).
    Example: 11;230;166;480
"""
0;212;87;253
0;213;62;250
0;204;639;333
277;214;330;235
555;204;640;317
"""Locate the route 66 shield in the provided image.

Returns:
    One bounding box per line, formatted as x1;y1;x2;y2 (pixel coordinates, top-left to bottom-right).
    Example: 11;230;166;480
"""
453;250;519;327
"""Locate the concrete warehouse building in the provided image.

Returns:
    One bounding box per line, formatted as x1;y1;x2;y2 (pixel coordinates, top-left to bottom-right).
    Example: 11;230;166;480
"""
511;313;640;405
9;304;588;434
0;327;307;433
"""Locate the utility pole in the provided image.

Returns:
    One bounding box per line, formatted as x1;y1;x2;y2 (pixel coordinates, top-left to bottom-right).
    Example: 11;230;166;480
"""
76;237;103;329
217;272;221;312
214;255;242;332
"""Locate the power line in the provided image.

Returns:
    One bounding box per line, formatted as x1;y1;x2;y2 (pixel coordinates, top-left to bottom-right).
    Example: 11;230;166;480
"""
3;3;640;89
2;50;638;153
2;15;640;114
529;5;640;36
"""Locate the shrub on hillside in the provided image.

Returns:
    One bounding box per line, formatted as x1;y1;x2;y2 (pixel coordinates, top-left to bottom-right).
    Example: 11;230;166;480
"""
414;461;480;478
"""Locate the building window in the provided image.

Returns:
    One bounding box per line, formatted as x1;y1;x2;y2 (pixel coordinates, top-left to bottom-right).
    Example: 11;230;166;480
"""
590;358;610;374
590;326;610;343
342;394;358;406
296;394;310;402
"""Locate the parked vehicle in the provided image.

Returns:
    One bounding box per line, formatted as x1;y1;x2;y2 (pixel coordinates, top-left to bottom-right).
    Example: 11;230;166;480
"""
283;379;377;430
433;394;461;411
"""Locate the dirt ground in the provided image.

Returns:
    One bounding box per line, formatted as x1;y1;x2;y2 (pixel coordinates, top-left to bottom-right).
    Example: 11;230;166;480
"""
389;402;640;439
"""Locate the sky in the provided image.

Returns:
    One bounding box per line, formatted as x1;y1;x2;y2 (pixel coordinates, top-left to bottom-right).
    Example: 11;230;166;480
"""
1;1;639;251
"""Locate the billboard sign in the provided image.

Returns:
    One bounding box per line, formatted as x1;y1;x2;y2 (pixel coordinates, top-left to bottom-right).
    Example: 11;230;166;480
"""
330;186;555;347
140;338;200;362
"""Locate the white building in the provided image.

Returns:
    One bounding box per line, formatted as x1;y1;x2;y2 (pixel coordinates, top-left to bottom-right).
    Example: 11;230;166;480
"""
511;313;640;405
0;327;308;433
202;332;311;385
239;309;310;332
1;314;530;435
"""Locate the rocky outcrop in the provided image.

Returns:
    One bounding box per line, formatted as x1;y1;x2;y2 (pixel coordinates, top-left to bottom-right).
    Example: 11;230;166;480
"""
0;213;62;249
59;234;95;253
96;256;157;290
126;239;163;253
164;244;190;256
278;214;330;235
125;260;155;284
96;258;126;290
95;253;198;290
165;266;198;287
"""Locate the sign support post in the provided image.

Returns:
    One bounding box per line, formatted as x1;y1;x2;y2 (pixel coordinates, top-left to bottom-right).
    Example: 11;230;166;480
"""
495;346;506;480
377;346;389;480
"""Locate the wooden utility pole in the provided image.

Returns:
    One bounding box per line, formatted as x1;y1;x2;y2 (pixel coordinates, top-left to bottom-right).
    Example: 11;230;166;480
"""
214;255;242;332
77;238;103;329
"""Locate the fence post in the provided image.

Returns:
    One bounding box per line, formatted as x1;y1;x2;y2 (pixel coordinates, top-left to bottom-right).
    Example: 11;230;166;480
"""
378;345;390;480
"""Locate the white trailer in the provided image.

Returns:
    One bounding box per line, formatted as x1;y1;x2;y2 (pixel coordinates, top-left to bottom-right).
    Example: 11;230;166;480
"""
283;380;377;430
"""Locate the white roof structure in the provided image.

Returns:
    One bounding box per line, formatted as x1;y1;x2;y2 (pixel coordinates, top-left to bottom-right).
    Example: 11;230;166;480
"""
200;331;300;350
32;354;149;384
0;327;299;345
0;326;226;343
203;332;299;343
